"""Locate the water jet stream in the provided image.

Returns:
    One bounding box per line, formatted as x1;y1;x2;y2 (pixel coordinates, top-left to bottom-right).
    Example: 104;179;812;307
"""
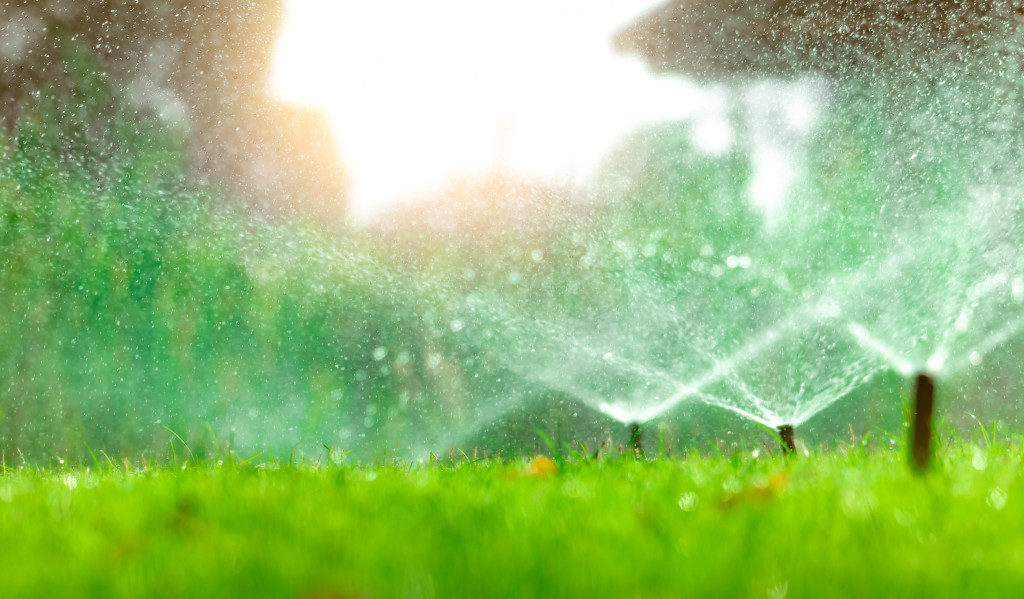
846;322;917;376
694;399;775;428
928;271;1015;371
714;356;880;429
598;301;834;423
944;312;1024;377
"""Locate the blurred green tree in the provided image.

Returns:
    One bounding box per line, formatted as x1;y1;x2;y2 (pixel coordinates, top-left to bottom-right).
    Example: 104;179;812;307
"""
0;0;347;222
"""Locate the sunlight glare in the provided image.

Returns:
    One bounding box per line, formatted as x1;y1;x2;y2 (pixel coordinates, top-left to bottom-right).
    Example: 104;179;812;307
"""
272;0;703;221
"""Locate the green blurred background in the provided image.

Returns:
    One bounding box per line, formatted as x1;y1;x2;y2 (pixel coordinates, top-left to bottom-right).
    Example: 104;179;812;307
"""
3;2;1024;462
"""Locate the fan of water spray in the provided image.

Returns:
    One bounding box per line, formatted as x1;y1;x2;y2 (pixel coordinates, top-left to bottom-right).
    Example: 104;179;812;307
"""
429;231;881;447
819;64;1024;386
452;278;719;425
376;11;1024;457
702;321;883;429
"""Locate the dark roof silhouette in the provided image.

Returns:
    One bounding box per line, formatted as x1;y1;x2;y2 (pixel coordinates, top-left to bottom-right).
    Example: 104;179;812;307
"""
614;0;1024;81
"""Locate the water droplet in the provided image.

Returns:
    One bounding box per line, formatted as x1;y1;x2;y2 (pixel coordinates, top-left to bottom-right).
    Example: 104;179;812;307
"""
987;487;1007;510
678;492;699;511
972;448;987;471
840;489;877;519
450;319;465;333
372;346;388;361
766;581;788;599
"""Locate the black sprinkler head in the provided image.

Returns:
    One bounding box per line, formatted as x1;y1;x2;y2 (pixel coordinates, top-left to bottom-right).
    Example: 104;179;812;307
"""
777;424;796;455
630;422;643;457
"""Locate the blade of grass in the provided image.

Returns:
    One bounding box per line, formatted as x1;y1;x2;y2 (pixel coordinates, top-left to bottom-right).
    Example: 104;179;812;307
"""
161;424;194;462
83;442;101;471
535;429;563;466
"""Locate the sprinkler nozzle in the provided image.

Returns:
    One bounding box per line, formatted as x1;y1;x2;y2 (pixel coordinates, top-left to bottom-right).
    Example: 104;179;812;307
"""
777;424;796;455
630;422;644;459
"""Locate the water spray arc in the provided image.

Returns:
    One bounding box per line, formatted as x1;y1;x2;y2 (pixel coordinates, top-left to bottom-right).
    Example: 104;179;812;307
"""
402;28;1024;467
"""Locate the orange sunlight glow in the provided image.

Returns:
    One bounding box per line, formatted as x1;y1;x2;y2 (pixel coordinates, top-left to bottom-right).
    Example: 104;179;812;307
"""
271;0;711;222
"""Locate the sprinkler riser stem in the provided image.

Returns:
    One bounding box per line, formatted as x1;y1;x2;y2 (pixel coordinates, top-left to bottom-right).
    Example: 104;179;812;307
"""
911;373;936;471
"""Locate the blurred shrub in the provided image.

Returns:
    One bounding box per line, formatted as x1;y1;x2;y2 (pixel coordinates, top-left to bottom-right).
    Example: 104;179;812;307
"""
0;52;434;461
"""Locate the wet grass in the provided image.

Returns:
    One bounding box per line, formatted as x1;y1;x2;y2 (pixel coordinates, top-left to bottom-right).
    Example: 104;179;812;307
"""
2;443;1023;598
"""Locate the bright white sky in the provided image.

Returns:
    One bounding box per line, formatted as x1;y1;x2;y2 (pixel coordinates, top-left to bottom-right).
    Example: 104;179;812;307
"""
272;0;715;221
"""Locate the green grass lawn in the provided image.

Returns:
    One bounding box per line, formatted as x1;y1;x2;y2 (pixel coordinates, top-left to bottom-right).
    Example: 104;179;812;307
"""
2;443;1023;598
